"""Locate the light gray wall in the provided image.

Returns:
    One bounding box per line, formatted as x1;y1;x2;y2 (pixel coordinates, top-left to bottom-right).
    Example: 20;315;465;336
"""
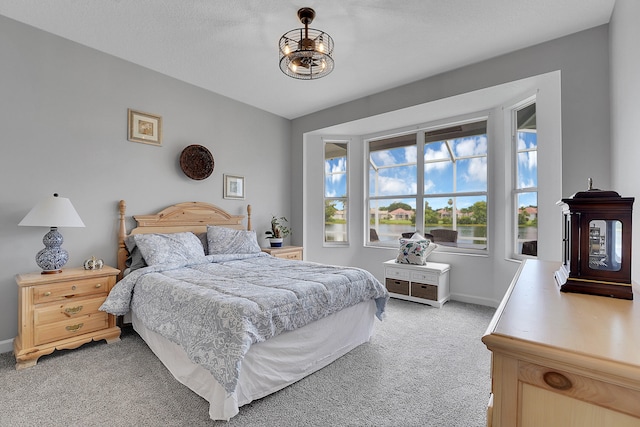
291;25;611;305
610;0;640;284
0;16;290;347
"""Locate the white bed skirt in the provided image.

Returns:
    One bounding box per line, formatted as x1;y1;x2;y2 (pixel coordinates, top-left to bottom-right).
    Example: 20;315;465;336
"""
132;299;377;421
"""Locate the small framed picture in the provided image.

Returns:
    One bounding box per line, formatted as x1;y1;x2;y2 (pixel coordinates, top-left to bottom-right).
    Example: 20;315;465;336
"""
224;174;245;199
128;109;162;146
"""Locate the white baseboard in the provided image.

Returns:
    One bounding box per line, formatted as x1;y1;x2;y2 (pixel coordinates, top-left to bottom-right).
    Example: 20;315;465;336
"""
451;293;500;308
0;338;14;355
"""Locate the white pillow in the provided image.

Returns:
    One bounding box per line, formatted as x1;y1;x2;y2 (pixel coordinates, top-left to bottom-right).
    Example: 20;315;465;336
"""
133;232;206;266
206;226;261;255
396;233;436;265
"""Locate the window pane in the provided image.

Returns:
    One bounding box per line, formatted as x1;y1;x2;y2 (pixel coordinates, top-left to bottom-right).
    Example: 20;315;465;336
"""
424;161;453;193
517;192;538;256
425;196;487;249
369;198;416;243
516;133;537;189
456;158;487;192
370;141;417;197
455;196;487;249
424;129;488;196
325;158;346;197
370;164;417;197
325;199;347;242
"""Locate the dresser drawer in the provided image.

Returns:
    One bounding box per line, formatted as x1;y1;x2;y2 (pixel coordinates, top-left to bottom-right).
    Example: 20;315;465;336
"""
32;276;110;303
34;312;109;346
385;278;410;295
34;296;106;326
411;270;438;285
385;267;410;280
411;282;437;300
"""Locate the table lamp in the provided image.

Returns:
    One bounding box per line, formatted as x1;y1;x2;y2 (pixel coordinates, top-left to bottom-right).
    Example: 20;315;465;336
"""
19;193;85;274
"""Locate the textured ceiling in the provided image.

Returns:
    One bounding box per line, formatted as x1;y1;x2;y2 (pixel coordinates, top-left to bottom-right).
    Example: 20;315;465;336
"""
0;0;615;119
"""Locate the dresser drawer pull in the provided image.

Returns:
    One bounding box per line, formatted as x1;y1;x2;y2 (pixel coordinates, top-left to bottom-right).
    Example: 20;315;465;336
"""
43;291;51;297
95;283;102;288
64;305;83;316
65;323;84;332
72;285;77;290
544;371;572;390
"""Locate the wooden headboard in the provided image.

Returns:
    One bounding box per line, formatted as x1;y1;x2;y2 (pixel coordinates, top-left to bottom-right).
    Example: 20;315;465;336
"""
117;200;252;280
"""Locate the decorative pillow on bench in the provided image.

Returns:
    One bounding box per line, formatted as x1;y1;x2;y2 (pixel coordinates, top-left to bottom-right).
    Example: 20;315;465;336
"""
396;233;436;265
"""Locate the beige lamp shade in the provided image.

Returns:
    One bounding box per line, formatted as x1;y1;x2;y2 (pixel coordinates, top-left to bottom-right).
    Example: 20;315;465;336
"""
19;193;85;228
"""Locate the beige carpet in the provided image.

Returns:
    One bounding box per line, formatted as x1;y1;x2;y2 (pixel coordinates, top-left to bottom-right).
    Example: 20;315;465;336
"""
0;298;495;426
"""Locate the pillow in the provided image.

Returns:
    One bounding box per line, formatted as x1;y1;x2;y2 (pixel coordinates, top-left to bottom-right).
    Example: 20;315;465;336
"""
124;235;147;271
206;226;261;255
133;232;206;266
396;233;436;265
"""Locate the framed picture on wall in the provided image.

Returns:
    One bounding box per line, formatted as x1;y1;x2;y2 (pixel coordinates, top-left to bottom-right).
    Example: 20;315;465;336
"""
224;174;245;199
128;109;162;146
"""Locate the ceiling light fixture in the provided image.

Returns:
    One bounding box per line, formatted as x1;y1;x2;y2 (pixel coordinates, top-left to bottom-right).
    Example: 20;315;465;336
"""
279;7;334;80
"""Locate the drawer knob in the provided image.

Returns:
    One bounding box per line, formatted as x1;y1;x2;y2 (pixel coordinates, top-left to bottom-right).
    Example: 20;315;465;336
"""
543;371;572;390
71;285;77;291
65;323;84;332
43;291;51;297
64;305;83;316
95;283;102;288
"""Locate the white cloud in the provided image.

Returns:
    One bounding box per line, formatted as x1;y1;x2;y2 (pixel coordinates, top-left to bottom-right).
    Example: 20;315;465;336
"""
424;143;449;162
378;175;413;195
465;157;487;183
404;146;417;164
518;151;537;171
424;179;435;192
371;151;395;167
455;136;487;157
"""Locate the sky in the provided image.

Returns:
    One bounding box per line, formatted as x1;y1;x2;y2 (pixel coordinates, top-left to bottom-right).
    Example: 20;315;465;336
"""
325;131;538;212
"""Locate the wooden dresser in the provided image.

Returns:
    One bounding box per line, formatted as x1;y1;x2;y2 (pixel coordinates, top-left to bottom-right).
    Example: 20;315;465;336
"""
14;266;121;369
482;260;640;426
261;245;303;260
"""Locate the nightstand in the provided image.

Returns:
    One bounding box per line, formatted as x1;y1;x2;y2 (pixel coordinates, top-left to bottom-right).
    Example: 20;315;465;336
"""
14;266;121;369
261;245;303;260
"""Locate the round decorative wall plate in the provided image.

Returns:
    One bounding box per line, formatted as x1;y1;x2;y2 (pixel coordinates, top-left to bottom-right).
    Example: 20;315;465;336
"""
179;145;214;180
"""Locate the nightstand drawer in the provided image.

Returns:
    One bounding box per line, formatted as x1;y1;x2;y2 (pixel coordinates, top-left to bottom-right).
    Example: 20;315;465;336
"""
278;251;302;260
34;312;109;346
412;282;437;300
385;267;410;280
411;270;438;284
385;278;410;295
34;296;106;326
32;277;109;303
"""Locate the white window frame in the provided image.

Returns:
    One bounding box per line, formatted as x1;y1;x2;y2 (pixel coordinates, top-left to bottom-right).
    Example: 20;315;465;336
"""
365;113;490;254
323;139;350;246
510;95;538;260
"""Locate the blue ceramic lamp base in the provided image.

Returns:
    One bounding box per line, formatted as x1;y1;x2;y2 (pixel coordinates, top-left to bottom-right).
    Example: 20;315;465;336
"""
36;227;69;274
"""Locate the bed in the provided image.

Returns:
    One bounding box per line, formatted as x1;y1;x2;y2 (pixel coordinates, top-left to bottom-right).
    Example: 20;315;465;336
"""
100;201;388;421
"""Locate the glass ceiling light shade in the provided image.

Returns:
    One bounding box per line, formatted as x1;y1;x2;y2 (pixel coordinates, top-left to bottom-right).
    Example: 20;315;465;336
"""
279;7;334;80
19;193;85;274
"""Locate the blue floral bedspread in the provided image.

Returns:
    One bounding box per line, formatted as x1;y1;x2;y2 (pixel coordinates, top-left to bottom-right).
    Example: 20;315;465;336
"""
100;253;388;393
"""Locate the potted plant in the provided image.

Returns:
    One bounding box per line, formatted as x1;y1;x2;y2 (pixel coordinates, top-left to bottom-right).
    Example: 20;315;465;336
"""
265;216;290;247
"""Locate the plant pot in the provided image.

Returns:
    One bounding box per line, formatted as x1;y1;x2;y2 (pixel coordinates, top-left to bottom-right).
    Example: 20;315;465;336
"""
269;238;284;248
